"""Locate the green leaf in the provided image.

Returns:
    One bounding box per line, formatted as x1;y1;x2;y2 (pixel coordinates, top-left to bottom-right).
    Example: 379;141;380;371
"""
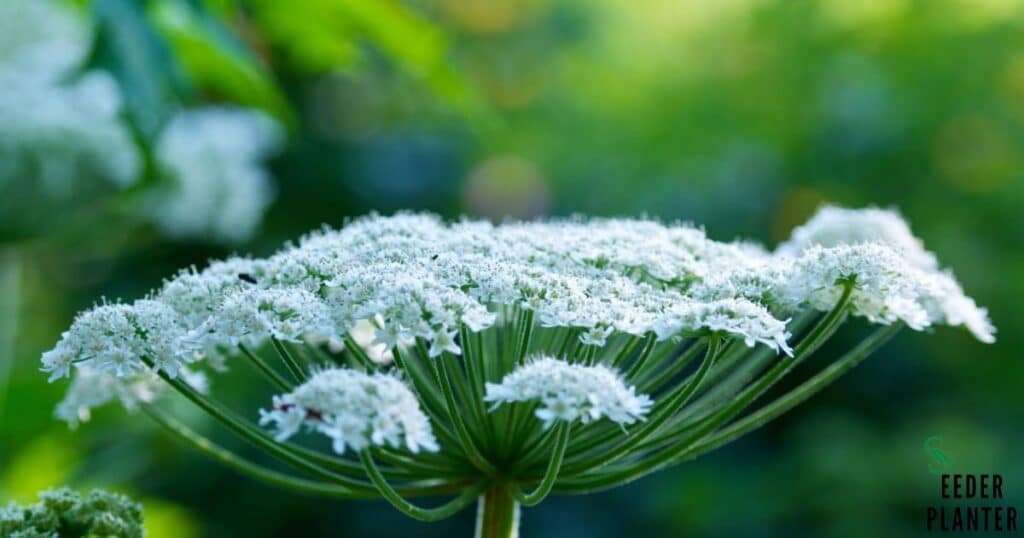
89;0;187;137
149;0;295;126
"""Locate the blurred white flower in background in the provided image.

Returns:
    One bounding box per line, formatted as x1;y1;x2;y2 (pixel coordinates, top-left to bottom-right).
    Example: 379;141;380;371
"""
0;72;140;194
0;0;91;83
0;0;140;208
147;107;284;243
0;0;283;244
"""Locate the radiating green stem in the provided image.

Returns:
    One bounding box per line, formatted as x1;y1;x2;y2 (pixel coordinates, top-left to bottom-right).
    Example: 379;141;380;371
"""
271;338;308;383
460;325;495;452
558;283;856;492
145;360;377;490
391;346;460;447
360;451;486;522
638;338;710;393
625;335;674;380
238;344;293;392
143;404;375;499
514;423;569;506
636;312;820;449
475;484;520;538
342;333;378;371
609;334;646;368
436;357;497;475
680;323;901;461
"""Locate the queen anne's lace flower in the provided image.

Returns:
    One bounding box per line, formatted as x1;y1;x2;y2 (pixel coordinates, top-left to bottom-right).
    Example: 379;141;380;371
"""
146;107;283;243
43;209;994;422
777;205;938;270
259;368;439;454
770;205;995;343
485;357;653;428
211;287;335;349
42;300;199;382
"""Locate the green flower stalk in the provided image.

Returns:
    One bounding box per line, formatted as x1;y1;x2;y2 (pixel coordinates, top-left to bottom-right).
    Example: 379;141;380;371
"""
41;206;993;537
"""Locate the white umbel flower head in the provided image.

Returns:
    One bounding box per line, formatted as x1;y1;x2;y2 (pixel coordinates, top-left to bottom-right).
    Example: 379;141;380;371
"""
771;205;994;342
42;210;994;424
211;287;335;349
148;107;283;243
484;357;653;429
42;300;200;382
777;205;938;270
259;368;439;455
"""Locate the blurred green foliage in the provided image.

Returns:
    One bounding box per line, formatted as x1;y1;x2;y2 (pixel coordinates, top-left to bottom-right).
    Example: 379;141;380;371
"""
2;0;1023;536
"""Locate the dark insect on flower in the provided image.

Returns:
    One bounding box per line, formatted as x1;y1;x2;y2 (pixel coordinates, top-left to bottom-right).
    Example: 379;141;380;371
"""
238;273;258;284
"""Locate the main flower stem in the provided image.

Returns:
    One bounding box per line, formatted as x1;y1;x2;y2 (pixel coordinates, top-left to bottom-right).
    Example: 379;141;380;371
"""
475;484;520;538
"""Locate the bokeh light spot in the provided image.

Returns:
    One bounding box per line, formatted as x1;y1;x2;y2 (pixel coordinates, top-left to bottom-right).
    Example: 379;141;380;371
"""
933;114;1019;193
462;155;550;220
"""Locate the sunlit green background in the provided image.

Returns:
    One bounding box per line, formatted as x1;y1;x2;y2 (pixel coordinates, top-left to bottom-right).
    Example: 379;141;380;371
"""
2;0;1023;536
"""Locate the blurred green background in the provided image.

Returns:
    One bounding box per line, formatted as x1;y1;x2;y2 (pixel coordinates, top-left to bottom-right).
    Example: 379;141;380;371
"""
1;0;1022;536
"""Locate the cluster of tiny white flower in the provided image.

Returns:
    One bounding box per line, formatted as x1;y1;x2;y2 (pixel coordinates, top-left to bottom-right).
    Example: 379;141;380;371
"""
484;357;653;428
259;368;438;454
146;107;283;243
0;0;140;200
776;205;938;269
43;207;994;424
727;206;993;342
54;364;207;428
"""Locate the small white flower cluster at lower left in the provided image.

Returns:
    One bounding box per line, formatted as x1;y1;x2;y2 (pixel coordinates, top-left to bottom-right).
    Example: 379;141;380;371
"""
260;368;439;455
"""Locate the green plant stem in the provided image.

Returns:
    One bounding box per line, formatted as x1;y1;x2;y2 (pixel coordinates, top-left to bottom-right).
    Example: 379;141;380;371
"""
391;346;459;447
562;337;720;473
271;337;308;383
460;325;495;453
342;333;378;370
561;338;713;462
503;311;539;457
145;360;378;489
636;311;819;447
436;357;497;475
360;451;486;522
638;337;710;393
623;333;658;378
609;334;646;368
143;404;375;499
475;483;520;538
558;283;855;492
238;344;293;391
514;423;569;506
680;323;901;460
